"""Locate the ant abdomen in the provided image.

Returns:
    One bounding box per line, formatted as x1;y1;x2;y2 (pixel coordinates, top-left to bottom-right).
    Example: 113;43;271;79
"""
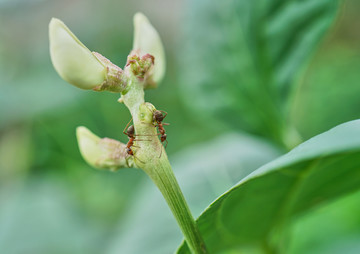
161;134;167;142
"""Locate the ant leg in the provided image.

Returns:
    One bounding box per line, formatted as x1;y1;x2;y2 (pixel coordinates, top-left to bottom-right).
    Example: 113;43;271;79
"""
158;145;163;158
134;134;161;139
134;139;153;142
162;123;170;126
158;139;168;158
134;156;145;164
125;155;130;167
134;133;160;137
133;148;146;164
131;140;151;149
123;117;133;135
126;154;145;166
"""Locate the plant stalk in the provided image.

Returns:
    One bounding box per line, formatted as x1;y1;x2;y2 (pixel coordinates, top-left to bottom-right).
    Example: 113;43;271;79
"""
121;67;208;253
144;155;208;254
144;153;207;254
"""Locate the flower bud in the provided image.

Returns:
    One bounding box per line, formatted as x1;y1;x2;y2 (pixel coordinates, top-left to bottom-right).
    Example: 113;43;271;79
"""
76;126;132;171
133;13;166;86
49;18;106;90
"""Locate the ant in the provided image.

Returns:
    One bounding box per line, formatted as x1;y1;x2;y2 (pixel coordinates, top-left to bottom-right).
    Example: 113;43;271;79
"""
123;119;148;165
125;108;169;160
153;110;169;149
143;109;169;158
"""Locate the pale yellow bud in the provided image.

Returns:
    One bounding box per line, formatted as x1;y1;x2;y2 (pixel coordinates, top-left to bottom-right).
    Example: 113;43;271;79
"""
49;18;106;90
133;13;166;85
76;126;131;171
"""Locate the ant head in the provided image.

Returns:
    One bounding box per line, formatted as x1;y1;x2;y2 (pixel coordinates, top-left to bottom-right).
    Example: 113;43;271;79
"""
127;125;135;136
153;110;164;122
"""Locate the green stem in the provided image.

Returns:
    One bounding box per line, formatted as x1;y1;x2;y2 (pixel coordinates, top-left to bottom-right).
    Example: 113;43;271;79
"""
145;156;208;254
121;67;208;254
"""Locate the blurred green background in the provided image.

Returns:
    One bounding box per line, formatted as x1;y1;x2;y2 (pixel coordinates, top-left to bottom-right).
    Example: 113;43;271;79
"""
1;0;360;253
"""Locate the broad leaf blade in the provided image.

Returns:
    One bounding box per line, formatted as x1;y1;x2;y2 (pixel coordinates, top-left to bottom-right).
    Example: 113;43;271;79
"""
180;0;339;144
289;190;360;254
177;120;360;253
292;47;360;139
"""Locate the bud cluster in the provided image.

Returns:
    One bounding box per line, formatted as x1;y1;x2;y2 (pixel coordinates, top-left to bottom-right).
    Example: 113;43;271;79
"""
49;13;166;170
49;12;165;94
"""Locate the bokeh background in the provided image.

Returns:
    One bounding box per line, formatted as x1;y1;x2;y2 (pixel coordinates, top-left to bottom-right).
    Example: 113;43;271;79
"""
1;0;360;253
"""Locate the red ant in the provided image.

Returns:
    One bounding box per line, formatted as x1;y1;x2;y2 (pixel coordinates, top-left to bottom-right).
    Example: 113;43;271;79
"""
123;119;148;165
153;110;169;147
146;109;169;158
126;108;169;160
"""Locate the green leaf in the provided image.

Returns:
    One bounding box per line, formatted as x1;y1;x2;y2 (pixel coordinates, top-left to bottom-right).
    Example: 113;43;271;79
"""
288;190;360;254
292;47;360;139
180;0;339;146
177;120;360;253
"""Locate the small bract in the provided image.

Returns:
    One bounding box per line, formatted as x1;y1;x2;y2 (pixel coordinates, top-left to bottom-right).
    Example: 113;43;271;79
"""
49;18;106;90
